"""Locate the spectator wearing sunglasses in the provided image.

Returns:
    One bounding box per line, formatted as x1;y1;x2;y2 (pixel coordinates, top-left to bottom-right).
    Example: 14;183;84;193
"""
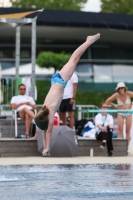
95;102;114;156
11;84;37;138
105;82;133;147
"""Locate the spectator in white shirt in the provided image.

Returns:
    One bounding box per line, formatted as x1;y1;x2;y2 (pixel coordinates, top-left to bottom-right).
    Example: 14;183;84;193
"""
95;102;114;156
11;84;37;138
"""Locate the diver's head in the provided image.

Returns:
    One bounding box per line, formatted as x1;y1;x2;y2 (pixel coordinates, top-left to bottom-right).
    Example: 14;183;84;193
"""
35;106;49;130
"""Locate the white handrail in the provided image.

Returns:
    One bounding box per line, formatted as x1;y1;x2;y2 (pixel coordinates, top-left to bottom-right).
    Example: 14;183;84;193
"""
76;105;99;120
0;104;99;120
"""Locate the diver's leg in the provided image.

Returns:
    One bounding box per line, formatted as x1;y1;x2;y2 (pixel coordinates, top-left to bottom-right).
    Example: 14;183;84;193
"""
60;33;100;82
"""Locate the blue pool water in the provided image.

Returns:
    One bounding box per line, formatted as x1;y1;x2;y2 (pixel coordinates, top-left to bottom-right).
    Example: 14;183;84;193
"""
0;164;133;200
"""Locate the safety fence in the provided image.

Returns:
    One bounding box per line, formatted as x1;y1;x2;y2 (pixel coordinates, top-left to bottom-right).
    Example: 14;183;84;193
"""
0;104;100;121
0;77;37;106
0;78;15;105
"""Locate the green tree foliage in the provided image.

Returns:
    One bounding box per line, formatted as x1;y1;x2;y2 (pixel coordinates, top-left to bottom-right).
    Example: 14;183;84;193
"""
10;0;87;10
101;0;133;14
36;79;113;106
36;51;71;73
36;80;51;104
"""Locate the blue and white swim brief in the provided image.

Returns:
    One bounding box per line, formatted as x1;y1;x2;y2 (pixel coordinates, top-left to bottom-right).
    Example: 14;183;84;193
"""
51;73;67;88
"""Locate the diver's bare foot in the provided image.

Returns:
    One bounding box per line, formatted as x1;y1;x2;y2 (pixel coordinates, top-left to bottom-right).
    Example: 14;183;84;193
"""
86;33;100;45
42;149;50;157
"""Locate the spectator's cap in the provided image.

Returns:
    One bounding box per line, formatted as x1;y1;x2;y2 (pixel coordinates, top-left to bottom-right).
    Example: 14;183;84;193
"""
115;82;127;91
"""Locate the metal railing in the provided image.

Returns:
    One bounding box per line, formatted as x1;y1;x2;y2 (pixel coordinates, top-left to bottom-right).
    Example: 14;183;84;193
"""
76;105;99;120
0;104;12;118
0;104;118;138
0;104;99;121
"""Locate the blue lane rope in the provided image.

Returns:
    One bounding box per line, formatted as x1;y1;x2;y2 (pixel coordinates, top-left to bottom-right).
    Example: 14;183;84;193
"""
79;110;133;114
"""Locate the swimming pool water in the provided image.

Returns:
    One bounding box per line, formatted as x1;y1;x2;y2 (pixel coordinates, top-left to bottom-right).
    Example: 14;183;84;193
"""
0;164;133;200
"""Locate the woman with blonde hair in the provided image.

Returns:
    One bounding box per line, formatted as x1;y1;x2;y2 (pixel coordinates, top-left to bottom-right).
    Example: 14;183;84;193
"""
106;82;133;146
35;33;100;156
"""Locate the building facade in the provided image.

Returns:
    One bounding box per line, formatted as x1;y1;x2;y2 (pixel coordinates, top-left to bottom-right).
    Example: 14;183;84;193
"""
0;8;133;86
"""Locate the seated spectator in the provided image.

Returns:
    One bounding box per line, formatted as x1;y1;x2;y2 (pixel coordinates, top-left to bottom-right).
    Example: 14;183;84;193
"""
11;84;37;138
95;102;114;156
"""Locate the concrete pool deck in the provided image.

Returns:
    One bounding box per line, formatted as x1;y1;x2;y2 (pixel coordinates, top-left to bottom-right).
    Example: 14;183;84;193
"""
0;152;133;165
0;142;133;166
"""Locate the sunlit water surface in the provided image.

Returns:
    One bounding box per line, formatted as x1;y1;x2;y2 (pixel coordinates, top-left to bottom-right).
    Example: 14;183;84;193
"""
0;164;133;200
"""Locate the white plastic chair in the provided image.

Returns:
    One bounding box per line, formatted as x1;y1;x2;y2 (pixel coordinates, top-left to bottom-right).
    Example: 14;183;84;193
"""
10;109;20;137
11;109;36;138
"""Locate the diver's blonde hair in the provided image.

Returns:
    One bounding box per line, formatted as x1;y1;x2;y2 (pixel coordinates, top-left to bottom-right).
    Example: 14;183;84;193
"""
35;106;49;122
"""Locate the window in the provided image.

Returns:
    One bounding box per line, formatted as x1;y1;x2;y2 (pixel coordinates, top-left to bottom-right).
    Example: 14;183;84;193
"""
75;63;93;82
113;65;133;82
91;47;110;59
93;65;113;83
0;51;5;58
111;48;131;60
20;50;30;58
93;64;133;83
